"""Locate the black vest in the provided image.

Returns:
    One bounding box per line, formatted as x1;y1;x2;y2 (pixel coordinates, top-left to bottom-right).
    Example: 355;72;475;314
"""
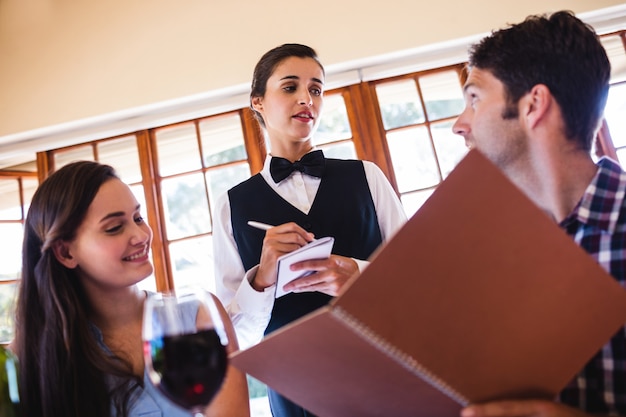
228;158;383;334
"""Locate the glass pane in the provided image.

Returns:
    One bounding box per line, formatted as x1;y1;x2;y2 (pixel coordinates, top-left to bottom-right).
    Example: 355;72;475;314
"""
320;141;357;160
22;178;39;216
137;275;157;293
400;189;434;219
129;184;148;219
387;127;440;192
199;114;247;167
98;136;142;183
605;83;626;148
161;174;211;240
54;145;95;168
170;236;215;294
314;94;352;145
206;164;250;215
601;35;626;84
249;378;271;416
0;224;23;281
0;179;21;220
155;123;202;176
0;283;18;343
376;79;425;129
419;70;465;120
431;121;469;179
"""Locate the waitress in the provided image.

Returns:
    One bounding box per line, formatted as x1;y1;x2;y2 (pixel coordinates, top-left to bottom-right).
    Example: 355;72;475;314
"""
214;43;407;417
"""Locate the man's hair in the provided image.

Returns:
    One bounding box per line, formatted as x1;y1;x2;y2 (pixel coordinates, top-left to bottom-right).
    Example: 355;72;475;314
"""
468;10;610;151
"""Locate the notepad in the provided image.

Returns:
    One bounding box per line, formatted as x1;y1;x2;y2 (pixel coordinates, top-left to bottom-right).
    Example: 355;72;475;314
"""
231;149;626;417
275;236;335;298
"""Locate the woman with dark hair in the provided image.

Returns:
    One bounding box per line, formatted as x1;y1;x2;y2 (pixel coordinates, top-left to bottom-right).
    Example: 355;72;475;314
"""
13;160;250;417
213;43;407;416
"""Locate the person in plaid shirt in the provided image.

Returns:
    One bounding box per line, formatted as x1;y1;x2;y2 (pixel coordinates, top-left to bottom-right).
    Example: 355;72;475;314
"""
453;10;625;417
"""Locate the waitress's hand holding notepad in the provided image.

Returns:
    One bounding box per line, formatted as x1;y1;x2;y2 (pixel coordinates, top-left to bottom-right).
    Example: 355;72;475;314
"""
275;237;335;298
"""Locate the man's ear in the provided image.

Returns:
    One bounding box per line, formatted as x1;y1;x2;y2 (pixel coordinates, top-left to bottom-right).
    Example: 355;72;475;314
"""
52;240;78;269
523;84;552;129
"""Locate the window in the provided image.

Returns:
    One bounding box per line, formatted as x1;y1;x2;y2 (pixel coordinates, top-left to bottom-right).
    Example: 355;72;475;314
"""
368;66;469;216
0;169;38;343
153;113;253;294
314;93;358;159
600;32;626;164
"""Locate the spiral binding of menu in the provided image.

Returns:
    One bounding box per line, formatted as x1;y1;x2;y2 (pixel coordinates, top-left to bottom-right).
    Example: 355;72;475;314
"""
332;305;469;406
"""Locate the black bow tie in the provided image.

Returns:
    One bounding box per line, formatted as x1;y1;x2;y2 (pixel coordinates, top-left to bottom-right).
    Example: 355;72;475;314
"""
270;150;326;183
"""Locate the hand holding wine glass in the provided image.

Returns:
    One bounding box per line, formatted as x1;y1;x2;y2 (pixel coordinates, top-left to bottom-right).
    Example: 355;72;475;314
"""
143;288;229;416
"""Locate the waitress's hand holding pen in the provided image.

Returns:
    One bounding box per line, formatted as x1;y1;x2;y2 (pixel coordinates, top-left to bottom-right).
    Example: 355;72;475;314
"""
248;221;314;291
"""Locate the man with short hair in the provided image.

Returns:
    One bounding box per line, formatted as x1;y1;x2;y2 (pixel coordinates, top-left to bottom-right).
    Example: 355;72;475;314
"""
453;10;625;417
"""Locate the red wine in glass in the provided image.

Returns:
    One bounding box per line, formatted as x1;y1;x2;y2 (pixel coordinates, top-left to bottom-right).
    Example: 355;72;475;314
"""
148;329;227;409
143;289;229;416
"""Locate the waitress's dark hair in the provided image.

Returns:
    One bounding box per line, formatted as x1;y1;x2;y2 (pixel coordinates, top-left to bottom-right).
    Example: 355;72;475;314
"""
250;43;325;128
15;160;140;417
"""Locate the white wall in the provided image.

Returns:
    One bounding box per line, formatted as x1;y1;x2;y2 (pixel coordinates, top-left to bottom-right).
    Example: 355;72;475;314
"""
1;0;625;168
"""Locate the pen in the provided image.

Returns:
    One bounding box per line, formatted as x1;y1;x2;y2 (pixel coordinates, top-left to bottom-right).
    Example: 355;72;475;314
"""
247;221;274;231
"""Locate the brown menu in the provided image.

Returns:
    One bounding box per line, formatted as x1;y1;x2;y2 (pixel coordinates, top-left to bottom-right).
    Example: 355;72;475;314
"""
230;149;626;417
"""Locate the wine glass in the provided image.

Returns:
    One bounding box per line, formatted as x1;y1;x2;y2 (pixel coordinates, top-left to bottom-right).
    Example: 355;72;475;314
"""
142;288;229;416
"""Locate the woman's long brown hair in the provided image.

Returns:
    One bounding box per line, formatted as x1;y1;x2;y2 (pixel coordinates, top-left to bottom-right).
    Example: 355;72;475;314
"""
15;161;140;417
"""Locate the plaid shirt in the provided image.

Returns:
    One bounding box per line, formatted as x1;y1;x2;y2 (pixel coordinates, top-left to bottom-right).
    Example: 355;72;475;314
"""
559;157;626;415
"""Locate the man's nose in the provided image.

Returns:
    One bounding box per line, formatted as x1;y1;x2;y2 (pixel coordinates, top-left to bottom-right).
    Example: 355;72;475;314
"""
452;111;469;136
